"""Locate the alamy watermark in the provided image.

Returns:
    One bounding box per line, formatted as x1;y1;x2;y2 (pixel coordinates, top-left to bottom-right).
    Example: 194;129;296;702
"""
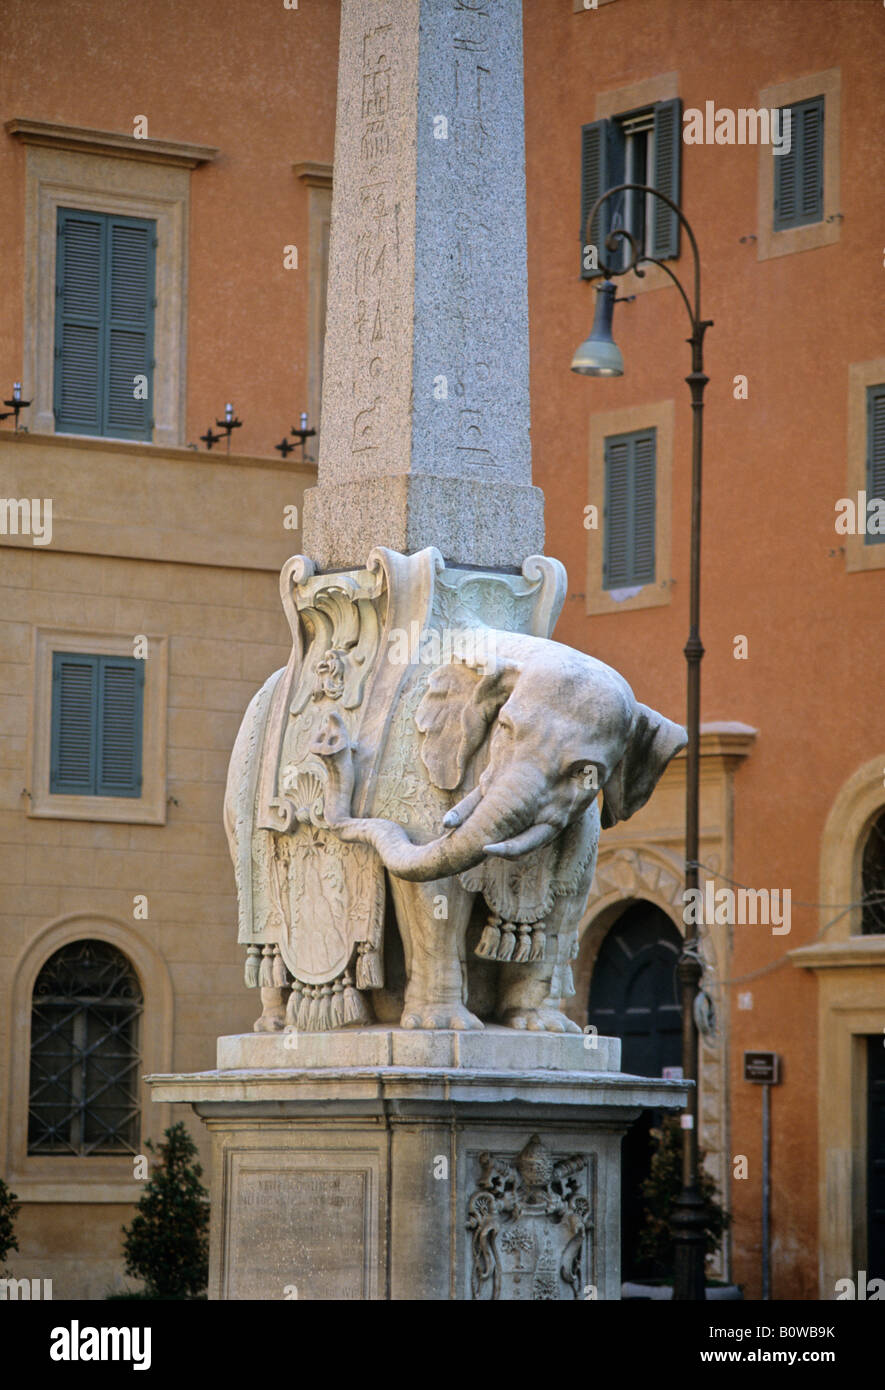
683;103;791;155
387;622;496;669
683;882;791;935
0;497;52;545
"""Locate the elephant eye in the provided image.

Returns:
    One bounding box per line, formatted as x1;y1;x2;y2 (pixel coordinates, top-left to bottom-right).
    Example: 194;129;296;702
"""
569;760;601;791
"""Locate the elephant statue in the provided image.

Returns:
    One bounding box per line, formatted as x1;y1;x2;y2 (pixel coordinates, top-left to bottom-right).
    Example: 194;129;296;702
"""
224;546;686;1034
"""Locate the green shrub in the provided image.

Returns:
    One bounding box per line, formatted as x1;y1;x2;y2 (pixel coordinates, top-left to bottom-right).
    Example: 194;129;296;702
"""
121;1122;209;1299
0;1177;21;1271
636;1115;731;1279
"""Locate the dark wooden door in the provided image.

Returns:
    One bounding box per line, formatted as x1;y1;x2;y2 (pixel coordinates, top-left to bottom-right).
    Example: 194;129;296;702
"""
587;901;683;1279
868;1035;885;1280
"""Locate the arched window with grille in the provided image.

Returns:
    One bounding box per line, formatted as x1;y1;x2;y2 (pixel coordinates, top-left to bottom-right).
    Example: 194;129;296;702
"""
861;809;885;935
28;939;143;1155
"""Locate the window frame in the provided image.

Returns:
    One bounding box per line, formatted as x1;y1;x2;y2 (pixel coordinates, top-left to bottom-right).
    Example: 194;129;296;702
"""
28;628;168;824
4;914;174;1203
49;650;145;799
772;94;824;233
585;400;674;617
53;206;157;442
756;68;841;262
19;139;193;446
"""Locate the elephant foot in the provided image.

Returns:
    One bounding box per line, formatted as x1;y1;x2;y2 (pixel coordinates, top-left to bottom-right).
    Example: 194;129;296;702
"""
400;1002;483;1031
499;1006;582;1034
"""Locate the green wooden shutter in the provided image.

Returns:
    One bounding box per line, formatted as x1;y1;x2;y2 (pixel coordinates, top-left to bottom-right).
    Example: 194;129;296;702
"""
50;652;144;796
603;437;631;587
649;98;682;260
51;653;98;794
632;431;656;583
581;120;624;279
603;429;657;589
867;386;885;548
105;218;156;440
774;96;823;230
97;658;144;797
54;208;155;440
54;211;104;434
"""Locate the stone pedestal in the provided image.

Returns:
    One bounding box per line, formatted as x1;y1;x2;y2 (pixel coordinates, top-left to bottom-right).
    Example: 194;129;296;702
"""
148;1030;688;1301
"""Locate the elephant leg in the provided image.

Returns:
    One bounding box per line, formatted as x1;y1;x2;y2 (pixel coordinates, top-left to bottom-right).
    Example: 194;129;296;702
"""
253;984;288;1032
388;876;482;1030
495;897;582;1033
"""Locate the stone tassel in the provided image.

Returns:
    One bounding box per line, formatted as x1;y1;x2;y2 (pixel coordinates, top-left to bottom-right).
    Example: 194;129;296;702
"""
259;944;275;988
513;926;533;963
330;978;345;1029
286;982;302;1028
296;985;313;1032
529;928;546;963
497;924;517;962
306;986;322;1032
355;942;383;990
342;972;370;1026
317;984;333;1031
272;945;288;989
244;945;261;989
475;915;502;960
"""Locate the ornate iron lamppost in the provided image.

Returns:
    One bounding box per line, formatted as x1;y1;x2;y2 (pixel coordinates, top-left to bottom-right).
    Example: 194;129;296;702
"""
571;184;713;1301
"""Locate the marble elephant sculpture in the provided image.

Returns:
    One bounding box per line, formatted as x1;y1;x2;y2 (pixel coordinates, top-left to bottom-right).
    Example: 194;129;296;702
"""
310;631;687;1032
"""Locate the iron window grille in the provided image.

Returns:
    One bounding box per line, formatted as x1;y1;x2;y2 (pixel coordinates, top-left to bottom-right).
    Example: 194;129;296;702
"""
28;940;143;1156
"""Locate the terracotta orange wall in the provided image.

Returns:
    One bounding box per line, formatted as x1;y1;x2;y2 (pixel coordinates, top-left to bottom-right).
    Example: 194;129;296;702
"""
0;0;340;457
525;0;885;1297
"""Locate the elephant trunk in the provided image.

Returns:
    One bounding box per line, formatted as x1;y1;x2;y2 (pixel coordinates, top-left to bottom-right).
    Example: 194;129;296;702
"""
334;774;546;883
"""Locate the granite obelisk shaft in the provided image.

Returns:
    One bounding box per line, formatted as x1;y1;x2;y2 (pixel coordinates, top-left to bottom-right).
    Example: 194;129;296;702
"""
303;0;544;572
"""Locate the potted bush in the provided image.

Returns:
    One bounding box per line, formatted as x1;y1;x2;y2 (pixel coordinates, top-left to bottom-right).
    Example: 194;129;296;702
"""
0;1177;21;1273
622;1116;741;1300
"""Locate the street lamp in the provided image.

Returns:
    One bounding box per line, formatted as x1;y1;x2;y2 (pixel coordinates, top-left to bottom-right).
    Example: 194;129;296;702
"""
571;184;714;1301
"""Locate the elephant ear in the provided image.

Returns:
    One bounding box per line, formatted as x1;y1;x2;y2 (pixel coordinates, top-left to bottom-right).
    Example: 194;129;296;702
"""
415;656;521;791
600;702;687;828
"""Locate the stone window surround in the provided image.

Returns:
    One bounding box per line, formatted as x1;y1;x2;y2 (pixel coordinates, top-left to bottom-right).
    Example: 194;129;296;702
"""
585;399;674;616
755;68;841;262
790;755;885;1296
4;912;174;1203
27;627;168;825
845;359;885;574
293;162;333;454
7;119;217;449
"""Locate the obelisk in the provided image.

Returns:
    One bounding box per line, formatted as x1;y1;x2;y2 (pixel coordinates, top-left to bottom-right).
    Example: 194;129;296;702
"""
149;0;689;1302
303;0;544;571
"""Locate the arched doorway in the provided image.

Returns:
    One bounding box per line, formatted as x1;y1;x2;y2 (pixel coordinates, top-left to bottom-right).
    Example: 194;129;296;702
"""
586;900;683;1279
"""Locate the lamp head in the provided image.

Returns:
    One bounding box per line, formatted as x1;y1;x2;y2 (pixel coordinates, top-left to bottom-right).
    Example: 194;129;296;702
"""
571;279;624;377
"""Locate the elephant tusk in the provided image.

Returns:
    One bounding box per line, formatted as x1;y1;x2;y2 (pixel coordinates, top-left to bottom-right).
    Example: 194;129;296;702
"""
483;822;559;859
443;784;484;829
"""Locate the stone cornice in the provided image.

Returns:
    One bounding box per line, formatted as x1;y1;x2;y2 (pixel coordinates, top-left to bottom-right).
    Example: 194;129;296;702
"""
292;160;333;188
672;722;758;762
6;118;217;168
789;937;885;970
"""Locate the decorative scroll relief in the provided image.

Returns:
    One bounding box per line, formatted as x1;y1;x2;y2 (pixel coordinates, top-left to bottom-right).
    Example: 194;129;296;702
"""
467;1136;595;1301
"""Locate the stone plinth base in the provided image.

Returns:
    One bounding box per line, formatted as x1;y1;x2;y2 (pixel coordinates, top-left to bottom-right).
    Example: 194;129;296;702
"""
148;1028;688;1301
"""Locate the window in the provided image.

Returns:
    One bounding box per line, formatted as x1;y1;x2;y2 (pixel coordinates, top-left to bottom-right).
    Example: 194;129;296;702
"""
50;652;144;798
773;96;824;231
28;940;142;1156
54;207;156;440
866;386;885;548
862;811;885;935
603;428;656;590
581;99;681;278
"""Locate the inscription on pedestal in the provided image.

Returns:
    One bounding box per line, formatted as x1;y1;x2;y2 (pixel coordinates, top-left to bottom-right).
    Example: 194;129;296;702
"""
224;1151;378;1300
